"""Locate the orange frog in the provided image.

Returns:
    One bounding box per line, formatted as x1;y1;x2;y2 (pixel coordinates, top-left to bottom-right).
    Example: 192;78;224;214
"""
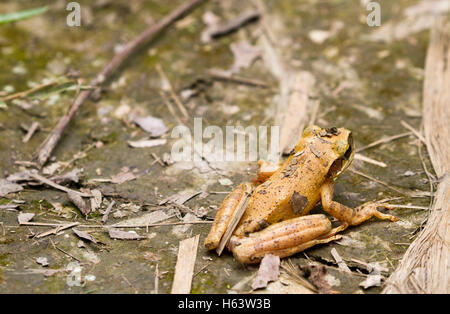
204;125;398;264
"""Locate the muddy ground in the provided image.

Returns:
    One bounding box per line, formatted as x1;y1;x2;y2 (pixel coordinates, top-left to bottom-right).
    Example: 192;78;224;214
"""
0;0;442;293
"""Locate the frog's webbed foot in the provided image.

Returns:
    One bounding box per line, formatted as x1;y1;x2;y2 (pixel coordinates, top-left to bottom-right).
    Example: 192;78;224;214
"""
320;179;398;226
228;214;339;264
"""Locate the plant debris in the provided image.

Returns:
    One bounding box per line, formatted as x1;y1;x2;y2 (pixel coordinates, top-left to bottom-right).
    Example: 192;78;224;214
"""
127;138;167;148
18;212;35;224
73;228;98;244
251;254;280;290
110;168;137;184
36;257;49;267
67;191;90;216
0;179;23;197
108;228;144;240
131;115;168;137
299;264;337;294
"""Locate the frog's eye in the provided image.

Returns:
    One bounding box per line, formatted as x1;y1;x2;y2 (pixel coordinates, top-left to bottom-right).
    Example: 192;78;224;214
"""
334;140;349;156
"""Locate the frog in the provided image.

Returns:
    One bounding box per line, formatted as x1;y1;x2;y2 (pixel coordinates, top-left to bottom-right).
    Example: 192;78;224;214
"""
204;125;398;264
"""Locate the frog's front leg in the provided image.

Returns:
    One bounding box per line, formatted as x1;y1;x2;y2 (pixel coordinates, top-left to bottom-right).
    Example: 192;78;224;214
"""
228;214;340;264
320;179;398;230
254;160;282;184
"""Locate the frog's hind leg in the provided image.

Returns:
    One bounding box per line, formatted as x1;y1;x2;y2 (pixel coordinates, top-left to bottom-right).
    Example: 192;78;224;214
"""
228;214;339;264
320;179;398;227
204;183;252;250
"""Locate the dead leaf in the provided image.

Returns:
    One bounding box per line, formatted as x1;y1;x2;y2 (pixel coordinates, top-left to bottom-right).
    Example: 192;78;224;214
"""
6;171;33;182
230;40;261;73
0;179;23;197
36;257;49;267
131;115;168;137
110;169;137;184
73;228;98;244
51;168;83;184
300;264;337;294
18;212;35;224
159;191;201;206
89;189;102;212
67;191;90;216
108;228;143;240
359;274;383;289
251;254;280;290
113;210;172;227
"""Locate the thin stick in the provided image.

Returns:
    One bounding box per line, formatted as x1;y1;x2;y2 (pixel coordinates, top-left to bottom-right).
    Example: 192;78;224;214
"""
354;153;387;168
158;90;184;125
154;263;159;294
308;99;320;126
28;173;90;197
34;0;207;167
208;10;260;39
1;82;58;102
151;153;165;167
207;69;269;88
401;120;426;144
101;200;115;224
19;220;212;229
350;169;405;194
156;64;189;119
50;238;81;262
217;184;253;256
382;204;429;210
22;121;40;143
356;132;412;153
35;222;79;239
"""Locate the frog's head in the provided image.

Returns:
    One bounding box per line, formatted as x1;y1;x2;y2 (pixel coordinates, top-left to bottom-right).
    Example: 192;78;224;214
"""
302;125;355;178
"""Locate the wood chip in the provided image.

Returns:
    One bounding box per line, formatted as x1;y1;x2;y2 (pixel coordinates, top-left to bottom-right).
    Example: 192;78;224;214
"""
230;40;261;72
131;115;168;137
0;179;23;197
251;254;280;290
73;228;98;244
18;212;35;224
127;138;167;148
36;257;49;267
171;234;200;294
330;248;351;273
110;169;137;184
108;228;143;240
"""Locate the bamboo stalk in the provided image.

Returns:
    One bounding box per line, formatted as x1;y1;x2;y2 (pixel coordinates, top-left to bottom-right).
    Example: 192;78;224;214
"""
383;17;450;294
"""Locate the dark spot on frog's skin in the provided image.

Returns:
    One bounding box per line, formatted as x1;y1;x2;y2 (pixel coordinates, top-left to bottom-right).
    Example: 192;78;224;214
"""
290;191;309;215
323;161;329;167
257;190;267;195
